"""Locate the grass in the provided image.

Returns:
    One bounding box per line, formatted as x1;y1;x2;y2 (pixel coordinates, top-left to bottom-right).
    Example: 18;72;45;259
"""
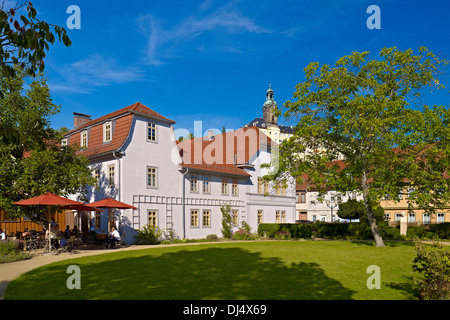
4;240;419;300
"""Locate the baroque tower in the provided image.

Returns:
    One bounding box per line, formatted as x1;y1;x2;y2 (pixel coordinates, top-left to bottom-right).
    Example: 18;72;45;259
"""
262;84;278;125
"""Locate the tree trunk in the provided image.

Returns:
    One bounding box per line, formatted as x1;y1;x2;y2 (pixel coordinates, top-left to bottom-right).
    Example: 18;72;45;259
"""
365;202;385;247
362;169;385;247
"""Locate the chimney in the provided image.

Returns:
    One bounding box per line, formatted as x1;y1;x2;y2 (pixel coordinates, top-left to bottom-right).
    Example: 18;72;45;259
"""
73;112;92;129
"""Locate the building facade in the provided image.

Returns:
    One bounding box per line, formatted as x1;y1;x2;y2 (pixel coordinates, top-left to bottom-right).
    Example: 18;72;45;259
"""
64;102;296;243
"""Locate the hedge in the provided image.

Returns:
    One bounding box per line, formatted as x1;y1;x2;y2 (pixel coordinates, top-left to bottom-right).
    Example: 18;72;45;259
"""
257;223;312;239
257;222;450;241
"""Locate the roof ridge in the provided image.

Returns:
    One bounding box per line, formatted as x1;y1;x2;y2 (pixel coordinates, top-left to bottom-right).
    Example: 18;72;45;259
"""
65;102;174;135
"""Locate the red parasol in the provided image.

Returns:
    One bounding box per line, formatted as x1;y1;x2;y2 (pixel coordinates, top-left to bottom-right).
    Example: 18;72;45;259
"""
85;198;137;232
14;193;84;254
85;198;137;210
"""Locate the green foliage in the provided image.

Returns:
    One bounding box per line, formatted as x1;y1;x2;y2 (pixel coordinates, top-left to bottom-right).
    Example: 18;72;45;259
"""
0;241;30;263
429;223;450;240
0;1;71;78
205;234;219;242
220;205;232;239
257;223;312;239
0;70;94;225
412;240;450;300
134;225;163;245
274;230;291;240
265;46;450;247
232;229;255;240
336;199;364;221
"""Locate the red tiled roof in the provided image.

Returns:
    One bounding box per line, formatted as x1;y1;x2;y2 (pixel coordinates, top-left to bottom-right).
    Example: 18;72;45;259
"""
64;102;174;158
66;102;175;135
177;127;274;177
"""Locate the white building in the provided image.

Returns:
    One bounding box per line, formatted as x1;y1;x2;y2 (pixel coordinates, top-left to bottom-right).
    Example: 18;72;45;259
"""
64;102;296;243
305;190;363;222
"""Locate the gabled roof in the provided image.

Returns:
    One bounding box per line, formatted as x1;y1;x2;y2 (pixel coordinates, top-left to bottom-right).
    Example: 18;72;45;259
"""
66;102;175;135
177;127;273;177
64;102;174;158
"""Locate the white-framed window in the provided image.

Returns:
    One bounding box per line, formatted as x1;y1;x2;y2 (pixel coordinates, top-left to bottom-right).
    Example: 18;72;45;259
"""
148;210;157;228
147;167;158;188
147;121;157;142
407;187;415;199
423;213;431;224
257;210;263;224
108;165;115;186
190;175;198;193
276;211;280;223
81;131;88;148
222;179;229;195
384;213;391;221
94;169;100;189
202;209;211;227
61;139;67;147
408;212;416;223
191;209;199;227
281;211;286;223
232;210;239;226
301;192;306;203
202;176;210;194
232;180;238;196
104;122;112;143
437;213;445;223
258;178;264;194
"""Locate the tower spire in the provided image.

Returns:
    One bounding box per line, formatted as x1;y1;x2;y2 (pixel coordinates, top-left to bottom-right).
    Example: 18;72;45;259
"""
263;84;278;125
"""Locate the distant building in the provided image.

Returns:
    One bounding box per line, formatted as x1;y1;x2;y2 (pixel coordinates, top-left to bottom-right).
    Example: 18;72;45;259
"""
245;85;293;144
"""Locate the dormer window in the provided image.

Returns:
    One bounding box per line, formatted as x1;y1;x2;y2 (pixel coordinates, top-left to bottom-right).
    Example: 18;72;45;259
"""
81;131;88;148
104;122;112;143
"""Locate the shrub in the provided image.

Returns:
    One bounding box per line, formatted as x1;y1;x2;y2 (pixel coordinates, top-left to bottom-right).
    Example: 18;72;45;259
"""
205;234;219;242
0;241;30;263
134;225;163;245
429;223;450;240
412;240;450;300
274;230;291;240
232;229;255;240
257;223;312;239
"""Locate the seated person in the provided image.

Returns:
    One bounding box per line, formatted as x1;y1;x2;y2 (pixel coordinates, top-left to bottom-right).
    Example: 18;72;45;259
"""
107;226;121;248
64;225;71;239
72;225;80;237
22;228;32;239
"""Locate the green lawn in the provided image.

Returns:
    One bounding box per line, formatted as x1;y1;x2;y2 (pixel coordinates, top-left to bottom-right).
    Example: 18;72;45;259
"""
4;240;419;300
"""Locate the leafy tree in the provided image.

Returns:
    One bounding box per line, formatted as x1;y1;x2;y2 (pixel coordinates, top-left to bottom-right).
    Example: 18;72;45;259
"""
337;199;385;224
336;199;364;222
0;1;71;78
0;69;94;226
266;47;449;247
220;205;232;239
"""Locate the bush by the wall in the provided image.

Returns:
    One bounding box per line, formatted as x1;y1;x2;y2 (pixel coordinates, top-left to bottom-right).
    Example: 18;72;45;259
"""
257;223;312;239
429;223;450;240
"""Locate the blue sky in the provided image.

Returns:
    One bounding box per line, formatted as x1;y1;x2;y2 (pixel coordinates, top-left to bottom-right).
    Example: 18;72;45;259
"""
18;0;450;134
